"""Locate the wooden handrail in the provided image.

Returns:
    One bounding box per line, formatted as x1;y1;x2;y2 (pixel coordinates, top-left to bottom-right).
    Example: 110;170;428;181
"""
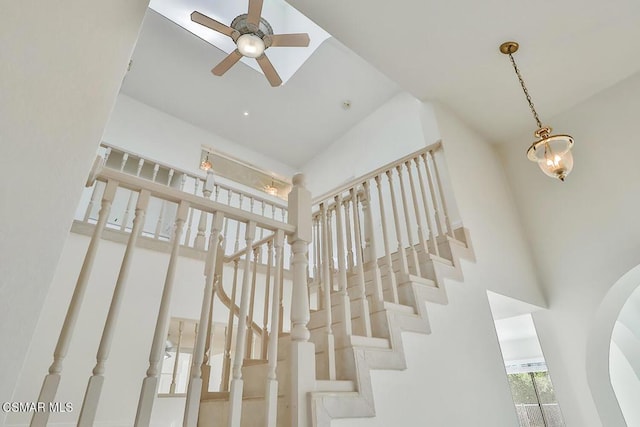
224;232;276;263
311;140;442;205
95;168;295;234
100;142;288;209
215;271;263;336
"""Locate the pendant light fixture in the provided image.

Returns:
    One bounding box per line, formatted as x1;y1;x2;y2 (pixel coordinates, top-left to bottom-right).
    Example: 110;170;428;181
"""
500;41;575;182
200;152;213;171
264;178;278;196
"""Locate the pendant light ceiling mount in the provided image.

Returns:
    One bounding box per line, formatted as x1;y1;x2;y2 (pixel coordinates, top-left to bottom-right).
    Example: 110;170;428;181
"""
499;41;519;55
500;41;575;182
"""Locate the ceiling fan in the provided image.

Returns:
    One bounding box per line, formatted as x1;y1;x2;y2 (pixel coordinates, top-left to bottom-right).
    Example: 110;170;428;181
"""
191;0;310;87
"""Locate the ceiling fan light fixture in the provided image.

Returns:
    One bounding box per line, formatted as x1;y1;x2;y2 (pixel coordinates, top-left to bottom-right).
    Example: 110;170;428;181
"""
499;41;576;182
237;33;266;58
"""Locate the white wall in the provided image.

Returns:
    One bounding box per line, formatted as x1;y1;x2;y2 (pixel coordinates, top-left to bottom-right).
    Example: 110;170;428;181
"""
333;284;520;427
610;342;640;427
433;104;545;308
498;70;640;426
0;0;149;415
301;92;438;196
610;282;640;425
104;94;297;179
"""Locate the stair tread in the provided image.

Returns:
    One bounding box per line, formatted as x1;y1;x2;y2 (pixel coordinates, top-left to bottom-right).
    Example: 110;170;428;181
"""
379;301;416;314
349;335;390;349
243;358;268;366
316;380;356;392
201;391;230;401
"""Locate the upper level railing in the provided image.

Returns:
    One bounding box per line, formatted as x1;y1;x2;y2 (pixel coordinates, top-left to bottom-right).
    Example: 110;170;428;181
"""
75;143;288;256
32;151;309;427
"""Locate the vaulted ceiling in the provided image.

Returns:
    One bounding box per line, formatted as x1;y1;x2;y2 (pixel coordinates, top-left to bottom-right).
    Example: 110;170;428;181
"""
288;0;640;142
122;9;399;169
123;0;640;170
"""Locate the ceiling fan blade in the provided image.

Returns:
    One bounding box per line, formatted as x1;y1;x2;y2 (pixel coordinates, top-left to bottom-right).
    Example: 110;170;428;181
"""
256;54;282;87
268;33;310;47
191;11;234;37
212;50;243;76
246;0;264;27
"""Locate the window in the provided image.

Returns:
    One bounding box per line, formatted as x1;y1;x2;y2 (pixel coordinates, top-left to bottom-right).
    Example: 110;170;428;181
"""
508;371;564;427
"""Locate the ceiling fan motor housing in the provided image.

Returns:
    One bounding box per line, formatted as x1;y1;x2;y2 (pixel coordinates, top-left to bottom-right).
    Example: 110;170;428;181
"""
231;14;273;38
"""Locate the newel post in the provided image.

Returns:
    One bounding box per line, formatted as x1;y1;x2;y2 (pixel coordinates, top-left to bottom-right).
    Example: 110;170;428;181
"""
287;173;315;427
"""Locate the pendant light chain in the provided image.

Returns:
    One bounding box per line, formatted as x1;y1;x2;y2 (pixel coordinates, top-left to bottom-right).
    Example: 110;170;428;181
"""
508;53;543;129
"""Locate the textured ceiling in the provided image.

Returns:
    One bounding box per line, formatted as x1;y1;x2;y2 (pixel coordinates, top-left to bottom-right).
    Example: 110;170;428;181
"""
121;9;400;169
287;0;640;143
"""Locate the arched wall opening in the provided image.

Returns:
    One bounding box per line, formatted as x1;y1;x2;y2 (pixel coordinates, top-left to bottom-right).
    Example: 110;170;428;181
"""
586;263;640;426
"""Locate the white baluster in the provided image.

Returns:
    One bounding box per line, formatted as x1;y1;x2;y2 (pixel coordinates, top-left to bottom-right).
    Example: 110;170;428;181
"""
184;213;224;427
261;240;273;360
184;178;200;247
405;161;429;270
361;181;384;303
134;201;189;427
344;199;354;271
154;169;174;239
429;150;454;238
278;253;285;335
350;188;372;337
119;153;129;172
264;230;284;427
386;170;411;281
260;201;266;239
170;321;184;394
422;152;444;238
201;272;217;396
313;216;321;286
194;171;215;250
233;195;244;253
414;156;439;256
333;195;352;337
77;190;150;426
228;221;256;427
320;203;336;380
31;180;118;427
120;158;144;231
327;208;335;292
103;146;112;165
374;175;399;303
245;246;260;359
83;181;102;223
221;260;240;392
396;165;421;276
222;191;233;252
151;163;160;182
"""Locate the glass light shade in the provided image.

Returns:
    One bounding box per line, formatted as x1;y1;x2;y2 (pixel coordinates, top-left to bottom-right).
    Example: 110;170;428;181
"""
237;34;265;58
527;131;574;181
265;185;278;196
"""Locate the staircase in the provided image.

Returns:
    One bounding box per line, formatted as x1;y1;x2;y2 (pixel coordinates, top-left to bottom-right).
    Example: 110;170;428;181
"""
30;141;475;427
195;141;475;427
